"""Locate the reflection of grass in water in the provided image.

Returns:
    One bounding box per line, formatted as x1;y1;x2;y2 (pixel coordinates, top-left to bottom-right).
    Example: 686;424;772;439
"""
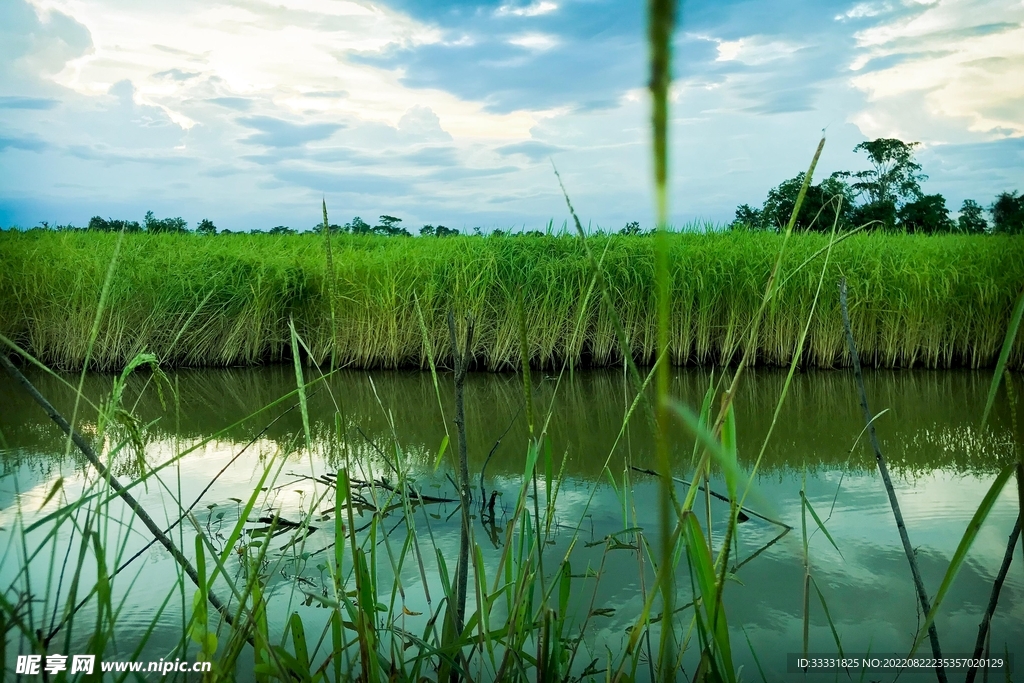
4;366;1016;477
1;229;1022;372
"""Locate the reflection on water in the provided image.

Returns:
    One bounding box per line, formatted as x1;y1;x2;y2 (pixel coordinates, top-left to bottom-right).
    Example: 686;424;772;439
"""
2;366;1017;476
1;366;1021;680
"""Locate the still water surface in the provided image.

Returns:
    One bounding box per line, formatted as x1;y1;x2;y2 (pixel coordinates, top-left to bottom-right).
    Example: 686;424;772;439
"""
1;367;1021;680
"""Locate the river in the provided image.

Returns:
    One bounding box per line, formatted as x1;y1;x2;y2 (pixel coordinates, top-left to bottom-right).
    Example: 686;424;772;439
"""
1;366;1020;680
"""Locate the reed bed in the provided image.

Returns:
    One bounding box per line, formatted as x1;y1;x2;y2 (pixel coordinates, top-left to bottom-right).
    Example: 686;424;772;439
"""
1;229;1021;372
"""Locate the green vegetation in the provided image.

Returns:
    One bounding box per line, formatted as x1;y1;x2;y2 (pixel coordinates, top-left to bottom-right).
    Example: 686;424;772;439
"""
991;191;1024;234
1;229;1021;372
732;137;1022;234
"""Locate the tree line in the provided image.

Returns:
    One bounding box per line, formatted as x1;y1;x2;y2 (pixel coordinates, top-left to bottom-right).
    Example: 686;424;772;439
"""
24;212;473;237
21;212;543;237
10;140;1022;237
730;138;1023;234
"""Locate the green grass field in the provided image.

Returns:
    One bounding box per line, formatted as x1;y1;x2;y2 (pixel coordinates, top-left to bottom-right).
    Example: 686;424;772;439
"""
1;229;1021;371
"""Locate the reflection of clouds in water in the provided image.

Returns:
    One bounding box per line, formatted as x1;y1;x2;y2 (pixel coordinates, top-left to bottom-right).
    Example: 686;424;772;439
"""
3;367;1022;675
4;366;1016;478
0;470;69;524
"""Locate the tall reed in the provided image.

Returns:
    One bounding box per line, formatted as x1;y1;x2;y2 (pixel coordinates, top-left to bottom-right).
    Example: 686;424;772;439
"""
1;230;1021;372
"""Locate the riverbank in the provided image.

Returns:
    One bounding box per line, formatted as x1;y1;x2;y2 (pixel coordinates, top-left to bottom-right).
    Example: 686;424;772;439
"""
1;230;1021;370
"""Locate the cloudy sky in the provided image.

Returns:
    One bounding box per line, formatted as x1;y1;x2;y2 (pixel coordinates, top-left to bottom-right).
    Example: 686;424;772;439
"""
1;0;1022;232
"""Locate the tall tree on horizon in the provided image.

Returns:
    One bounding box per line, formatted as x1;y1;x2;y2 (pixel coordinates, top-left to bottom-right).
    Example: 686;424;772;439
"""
991;191;1024;235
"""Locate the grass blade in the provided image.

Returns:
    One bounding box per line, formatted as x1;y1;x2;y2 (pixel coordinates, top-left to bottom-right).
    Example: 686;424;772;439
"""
981;288;1024;428
910;462;1015;655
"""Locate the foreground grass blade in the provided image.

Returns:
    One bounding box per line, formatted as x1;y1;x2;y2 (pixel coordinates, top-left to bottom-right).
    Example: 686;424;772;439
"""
800;491;844;559
289;317;312;452
910;463;1015;656
981;288;1024;428
839;277;948;681
682;512;736;683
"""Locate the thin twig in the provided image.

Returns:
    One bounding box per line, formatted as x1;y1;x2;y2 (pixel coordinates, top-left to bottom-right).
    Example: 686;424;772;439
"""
355;425;398;475
0;354;236;632
965;515;1020;683
479;405;523;504
838;279;947;683
629;466;791;530
119;394;312;573
446;310;474;666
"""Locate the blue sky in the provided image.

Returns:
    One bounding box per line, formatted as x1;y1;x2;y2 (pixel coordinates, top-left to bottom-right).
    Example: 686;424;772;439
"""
1;0;1022;232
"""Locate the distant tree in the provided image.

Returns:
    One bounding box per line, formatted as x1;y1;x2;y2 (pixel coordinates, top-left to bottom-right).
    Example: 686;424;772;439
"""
845;138;926;207
760;172;855;232
89;216;143;232
956;199;988;234
761;176;804;231
827;138;927;230
897;194;954;233
373;215;411;236
220;228;234;235
374;215;406;236
420;224;459;237
196;218;217;236
269;225;296;235
991;191;1024;235
729;205;763;230
491;228;507;237
346;216;372;234
619;221;642;235
850;200;897;230
472;227;483;236
312;221;346;233
144;211;188;234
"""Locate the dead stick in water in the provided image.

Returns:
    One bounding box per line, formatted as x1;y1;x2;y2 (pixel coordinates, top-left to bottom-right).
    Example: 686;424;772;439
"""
0;354;237;631
479;404;522;505
838;278;947;683
446;310;474;672
629;466;791;529
965;515;1020;683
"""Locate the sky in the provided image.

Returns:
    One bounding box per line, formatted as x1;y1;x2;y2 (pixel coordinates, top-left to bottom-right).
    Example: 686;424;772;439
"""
1;0;1022;232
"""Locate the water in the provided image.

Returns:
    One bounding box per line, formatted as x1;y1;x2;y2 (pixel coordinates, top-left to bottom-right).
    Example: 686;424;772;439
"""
1;366;1021;680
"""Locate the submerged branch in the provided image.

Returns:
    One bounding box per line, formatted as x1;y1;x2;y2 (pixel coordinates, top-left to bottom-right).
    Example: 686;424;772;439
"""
446;310;475;666
965;515;1020;683
838;278;947;683
479;404;522;505
629;466;791;530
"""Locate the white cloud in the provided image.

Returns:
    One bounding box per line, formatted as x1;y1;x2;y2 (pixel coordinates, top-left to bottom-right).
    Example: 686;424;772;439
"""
714;36;803;66
495;1;559;18
507;32;560;51
835;2;893;21
848;0;1024;138
25;0;543;139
